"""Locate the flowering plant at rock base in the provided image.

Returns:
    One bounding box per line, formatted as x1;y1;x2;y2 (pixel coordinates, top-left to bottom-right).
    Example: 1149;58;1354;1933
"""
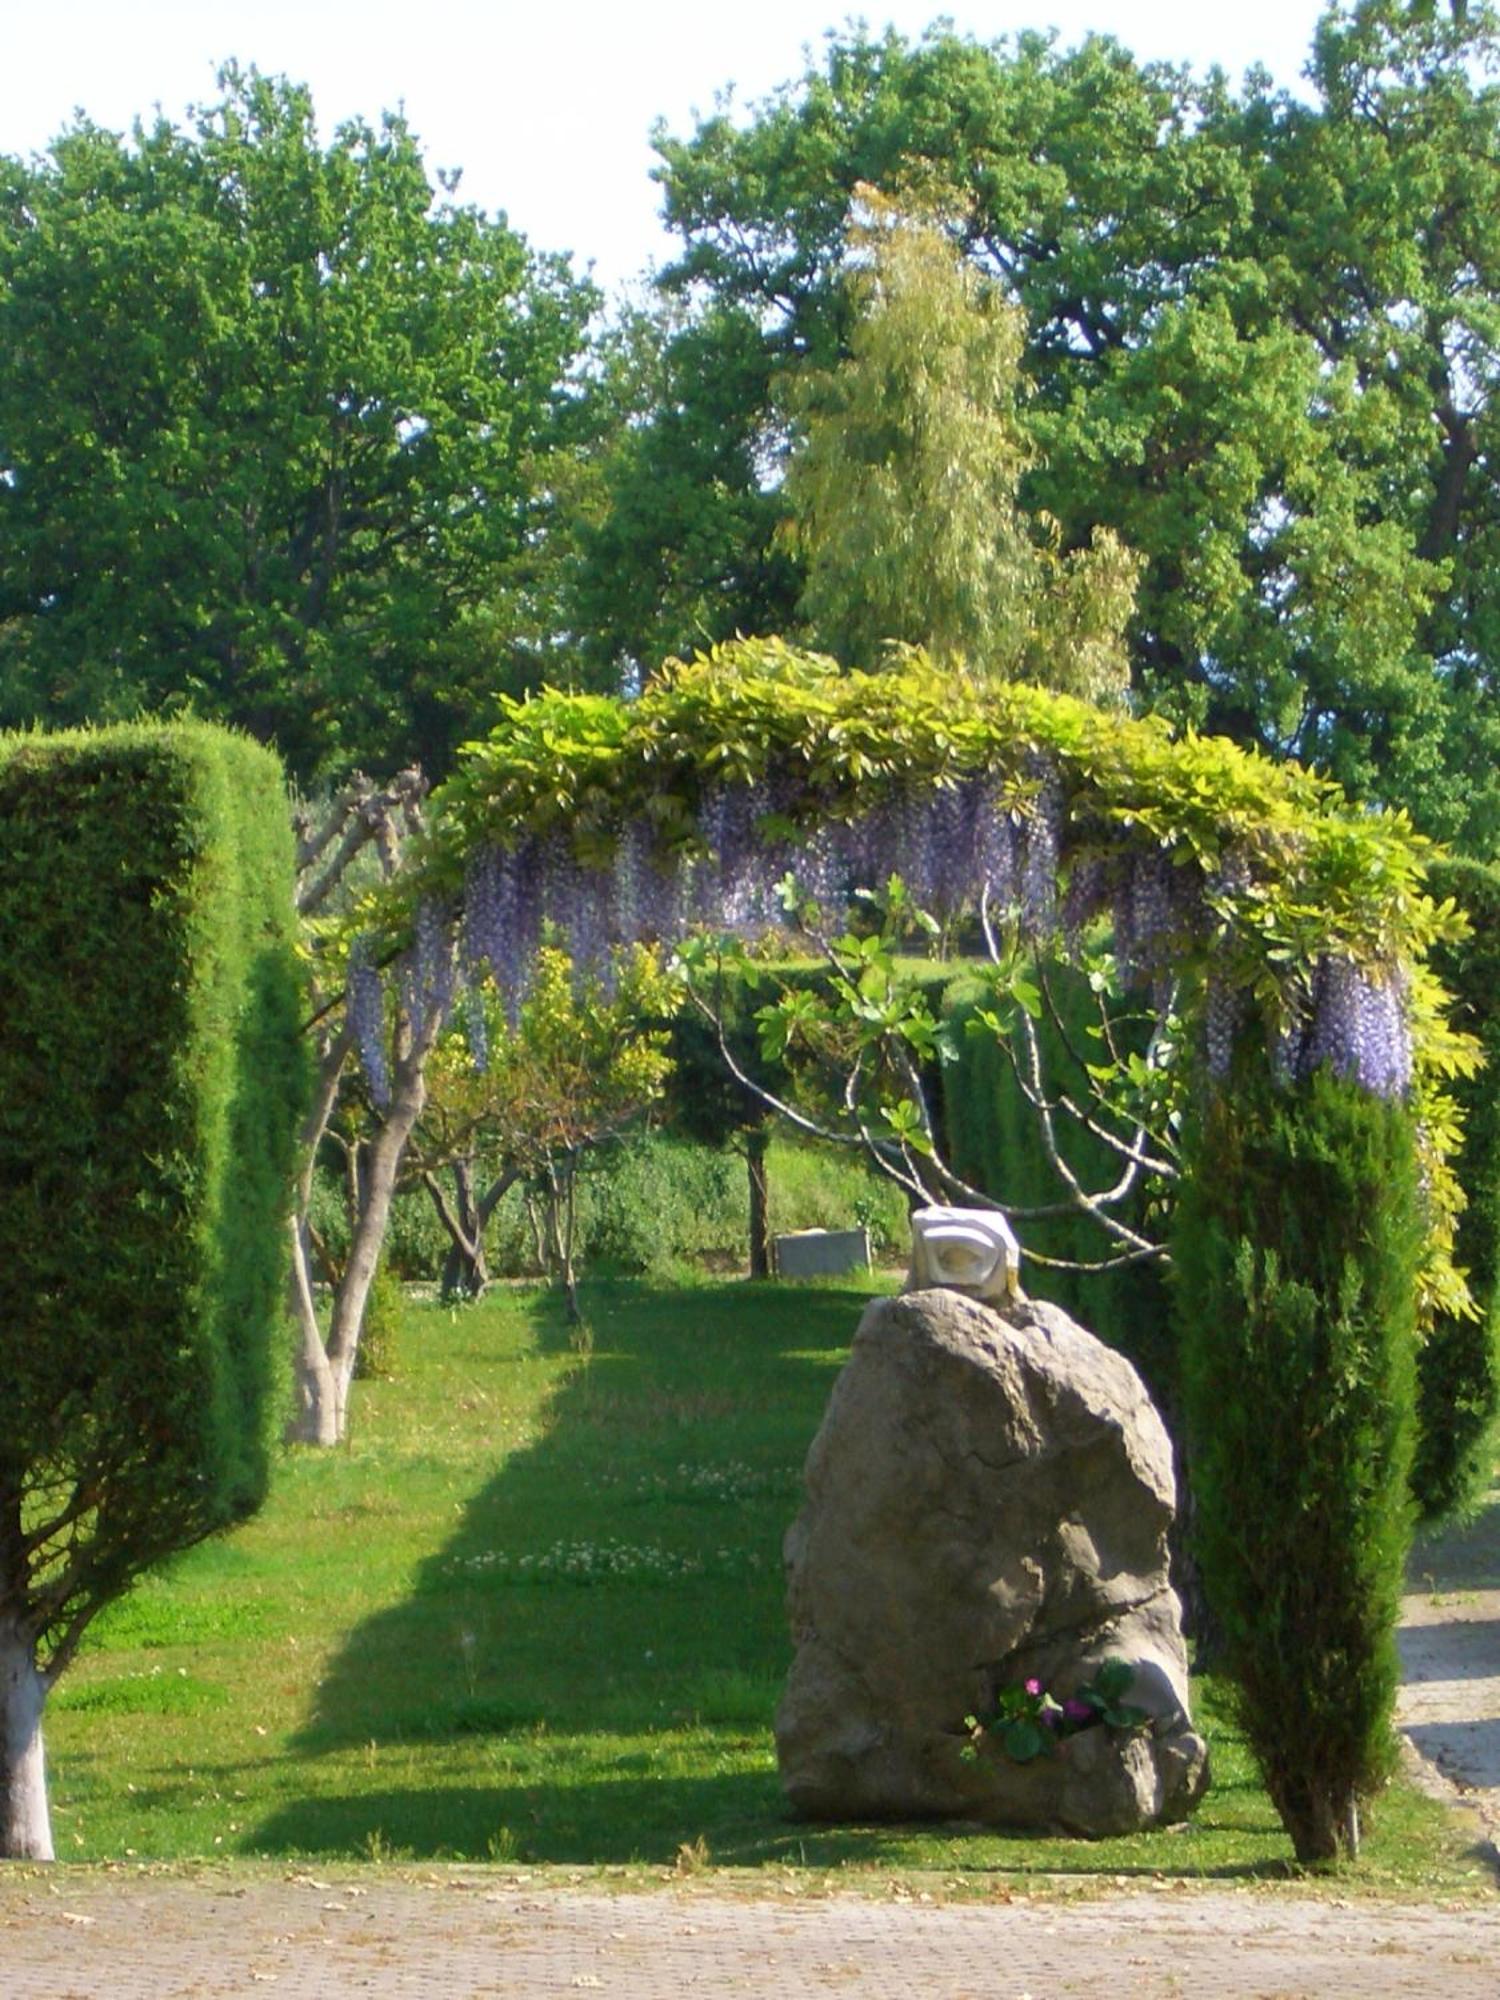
962;1660;1150;1764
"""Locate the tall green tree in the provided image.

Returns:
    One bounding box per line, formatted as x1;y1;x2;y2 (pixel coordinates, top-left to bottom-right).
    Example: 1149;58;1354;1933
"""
780;193;1136;695
568;297;799;686
1173;1071;1422;1862
0;67;596;783
586;4;1500;850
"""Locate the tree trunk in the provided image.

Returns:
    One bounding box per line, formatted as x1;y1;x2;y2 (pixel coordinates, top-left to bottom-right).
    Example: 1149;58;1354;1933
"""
286;1217;340;1447
524;1190;547;1273
745;1124;772;1278
433;1158;491;1301
287;1026;353;1446
439;1243;485;1299
540;1178;565;1277
0;1617;52;1861
556;1156;582;1325
321;1058;429;1437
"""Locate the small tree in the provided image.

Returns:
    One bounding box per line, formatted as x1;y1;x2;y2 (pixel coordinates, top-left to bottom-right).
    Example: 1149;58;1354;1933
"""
411;946;677;1317
662;990;788;1279
0;724;304;1859
779;193;1138;699
288;769;448;1445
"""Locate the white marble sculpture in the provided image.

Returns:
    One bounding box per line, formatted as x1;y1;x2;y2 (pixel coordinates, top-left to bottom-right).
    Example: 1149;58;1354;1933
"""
906;1205;1021;1305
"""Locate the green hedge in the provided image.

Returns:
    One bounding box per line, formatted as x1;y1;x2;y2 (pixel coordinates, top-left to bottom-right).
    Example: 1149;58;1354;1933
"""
1413;856;1500;1520
0;723;305;1656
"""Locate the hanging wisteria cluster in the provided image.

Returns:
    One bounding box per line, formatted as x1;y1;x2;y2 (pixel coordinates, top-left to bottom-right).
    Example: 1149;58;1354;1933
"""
347;899;457;1109
452;768;1064;1018
347;750;1418;1109
1276;956;1413;1101
346;938;392;1109
345;765;1069;1091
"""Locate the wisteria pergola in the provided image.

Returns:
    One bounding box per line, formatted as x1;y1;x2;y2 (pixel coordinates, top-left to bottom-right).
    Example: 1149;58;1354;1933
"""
306;635;1491;1875
357;639;1473;1312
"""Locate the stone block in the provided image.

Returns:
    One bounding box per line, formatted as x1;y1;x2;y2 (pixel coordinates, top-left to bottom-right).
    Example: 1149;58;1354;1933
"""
775;1227;872;1279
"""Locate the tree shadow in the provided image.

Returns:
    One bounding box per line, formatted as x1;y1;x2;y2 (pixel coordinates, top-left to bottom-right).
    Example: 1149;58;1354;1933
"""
1410;1483;1500;1593
247;1278;1287;1872
1404;1717;1500;1775
250;1280;859;1859
1398;1616;1500;1682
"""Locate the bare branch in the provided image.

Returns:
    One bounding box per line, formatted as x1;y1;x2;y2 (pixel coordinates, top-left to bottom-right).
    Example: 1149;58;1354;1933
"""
423;1168;479;1259
296;767;428;913
1013;1005;1159;1257
18;1477;102;1564
1024;1239;1170;1274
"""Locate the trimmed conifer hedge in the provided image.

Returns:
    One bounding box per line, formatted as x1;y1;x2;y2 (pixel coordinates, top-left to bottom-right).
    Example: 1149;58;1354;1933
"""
0;722;305;1672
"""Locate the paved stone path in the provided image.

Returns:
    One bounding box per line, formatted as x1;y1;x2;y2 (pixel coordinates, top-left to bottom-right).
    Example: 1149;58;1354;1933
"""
1397;1587;1500;1849
1;1869;1498;1999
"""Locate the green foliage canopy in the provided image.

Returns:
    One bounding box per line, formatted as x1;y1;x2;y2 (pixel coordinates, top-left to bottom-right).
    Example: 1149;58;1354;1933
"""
578;4;1500;850
779;195;1137;698
0;67;596;783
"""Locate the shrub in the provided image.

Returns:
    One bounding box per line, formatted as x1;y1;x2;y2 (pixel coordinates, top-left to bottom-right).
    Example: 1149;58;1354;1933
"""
354;1261;404;1380
1172;1069;1421;1863
576;1134;742;1277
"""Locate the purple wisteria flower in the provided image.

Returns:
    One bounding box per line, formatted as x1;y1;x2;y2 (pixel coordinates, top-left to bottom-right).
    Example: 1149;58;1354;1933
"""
1203;977;1246;1083
1060;849;1115;954
462;842;530;985
1016;756;1063;940
1112;846;1204;989
1297;955;1413;1099
462;980;490;1074
346;938;390;1109
697;779;774;933
399;896;457;1044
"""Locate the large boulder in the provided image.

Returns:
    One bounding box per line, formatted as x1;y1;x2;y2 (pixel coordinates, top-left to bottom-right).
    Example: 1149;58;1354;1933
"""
776;1288;1209;1836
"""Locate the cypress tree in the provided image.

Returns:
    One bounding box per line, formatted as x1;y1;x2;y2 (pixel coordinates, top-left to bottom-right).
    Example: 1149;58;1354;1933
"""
1172;1069;1421;1862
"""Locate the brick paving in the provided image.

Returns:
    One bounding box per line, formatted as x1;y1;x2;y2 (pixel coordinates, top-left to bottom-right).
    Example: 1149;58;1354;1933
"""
1;1869;1498;2000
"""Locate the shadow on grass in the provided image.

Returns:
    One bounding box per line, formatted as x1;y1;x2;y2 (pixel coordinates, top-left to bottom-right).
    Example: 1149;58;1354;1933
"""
248;1278;1289;1873
250;1280;852;1859
248;1774;1297;1877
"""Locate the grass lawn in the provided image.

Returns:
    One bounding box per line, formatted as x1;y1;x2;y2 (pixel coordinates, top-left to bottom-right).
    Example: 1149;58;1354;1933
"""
43;1277;1486;1893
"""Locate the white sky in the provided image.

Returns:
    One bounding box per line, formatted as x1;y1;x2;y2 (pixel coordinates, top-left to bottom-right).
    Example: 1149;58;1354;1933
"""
3;2;1331;296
